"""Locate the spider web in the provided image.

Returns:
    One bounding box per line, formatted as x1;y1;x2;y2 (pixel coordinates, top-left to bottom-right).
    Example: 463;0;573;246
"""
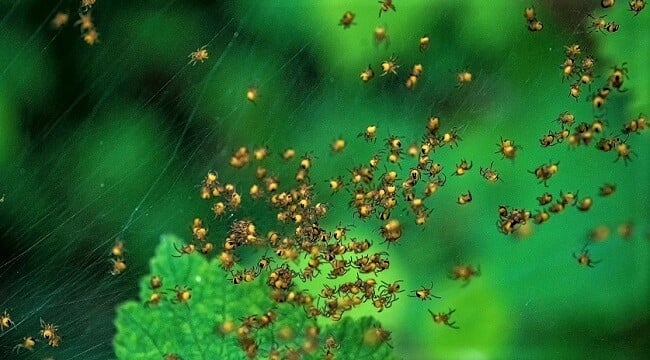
0;0;649;359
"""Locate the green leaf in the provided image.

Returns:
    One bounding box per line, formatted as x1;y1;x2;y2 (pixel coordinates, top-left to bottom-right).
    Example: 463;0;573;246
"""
319;317;398;360
114;234;395;360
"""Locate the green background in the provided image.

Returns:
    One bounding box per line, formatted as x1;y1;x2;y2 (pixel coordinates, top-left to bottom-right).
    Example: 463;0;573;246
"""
0;0;648;359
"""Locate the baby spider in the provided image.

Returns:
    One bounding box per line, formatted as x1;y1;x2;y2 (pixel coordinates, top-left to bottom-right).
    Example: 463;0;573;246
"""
1;309;15;331
537;192;553;206
605;21;619;33
339;11;355;28
378;0;396;17
51;12;69;29
13;336;36;353
40;319;61;347
428;308;459;329
150;275;163;290
564;43;581;58
378;280;404;299
581;56;595;70
419;35;430;51
608;63;629;92
601;0;615;7
614;142;636;165
496;137;521;160
561;58;577;81
577;196;593;212
331;137;346;153
173;243;196;257
539;130;557;147
369;324;393;348
246;86;258;103
145;291;165;307
573;247;601;267
450;264;480;285
171;285;192;304
453;159;473;176
622;114;647;134
110;257;127;275
321;335;342;354
408;282;441;301
480;162;501;182
188;45;208;65
82;28;100;46
588;14;608;33
374;25;388;45
590;87;611;111
569;81;581;100
440;127;463;148
457;191;473;205
524;7;537;22
618;222;634;239
111;240;126;257
380;55;399;76
358;125;378;142
529;161;559;187
599;183;616;196
456;69;472;87
80;0;97;13
629;0;646;15
75;12;94;32
527;19;543;31
360;65;375;82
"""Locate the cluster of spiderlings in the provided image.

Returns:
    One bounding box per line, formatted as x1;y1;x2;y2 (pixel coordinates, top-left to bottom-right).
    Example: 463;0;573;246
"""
142;274;192;308
575;218;639;270
194;218;214;254
405;63;424;90
559;39;634;111
16;316;61;353
49;1;100;45
536;189;591;219
497;205;533;235
559;43;595;101
213;289;397;359
76;5;100;45
165;114;496;357
136;3;649;357
144;275;164;307
50;10;98;45
198;170;242;215
588;13;619;35
339;0;395;29
498;187;596;236
109;240;127;275
360;56;425;86
6;313;61;353
622;113;648;135
524;6;543;32
340;117;467;227
543;110;639;165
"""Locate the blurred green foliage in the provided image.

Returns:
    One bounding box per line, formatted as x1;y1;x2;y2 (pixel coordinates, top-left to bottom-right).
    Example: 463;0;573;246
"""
0;0;648;359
